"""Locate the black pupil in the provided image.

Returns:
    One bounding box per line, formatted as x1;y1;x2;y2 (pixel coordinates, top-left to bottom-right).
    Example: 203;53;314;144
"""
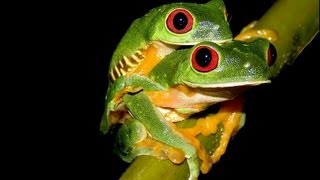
173;12;188;30
196;48;212;67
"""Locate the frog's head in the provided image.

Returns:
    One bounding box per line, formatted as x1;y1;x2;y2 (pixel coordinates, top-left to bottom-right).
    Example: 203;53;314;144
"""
149;38;276;97
109;0;232;82
149;0;232;45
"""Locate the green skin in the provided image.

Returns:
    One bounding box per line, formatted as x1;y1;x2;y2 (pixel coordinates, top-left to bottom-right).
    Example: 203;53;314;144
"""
103;39;271;180
103;0;233;131
109;0;232;72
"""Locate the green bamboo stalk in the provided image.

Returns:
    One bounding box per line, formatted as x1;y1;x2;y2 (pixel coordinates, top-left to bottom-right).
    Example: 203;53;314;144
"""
120;0;319;179
253;0;319;76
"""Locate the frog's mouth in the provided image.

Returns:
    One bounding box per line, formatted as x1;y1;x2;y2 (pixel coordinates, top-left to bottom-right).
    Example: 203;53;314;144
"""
184;80;271;88
160;38;232;46
184;80;271;99
146;80;270;110
183;80;271;104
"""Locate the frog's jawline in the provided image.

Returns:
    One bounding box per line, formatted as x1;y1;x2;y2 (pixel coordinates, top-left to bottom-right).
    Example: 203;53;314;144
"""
184;80;271;88
160;38;233;46
184;80;271;100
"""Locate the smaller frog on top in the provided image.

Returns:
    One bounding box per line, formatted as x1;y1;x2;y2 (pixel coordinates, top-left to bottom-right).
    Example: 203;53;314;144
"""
108;0;233;82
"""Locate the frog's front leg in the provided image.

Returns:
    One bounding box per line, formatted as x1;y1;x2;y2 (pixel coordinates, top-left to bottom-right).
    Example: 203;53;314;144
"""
123;92;200;180
235;21;278;42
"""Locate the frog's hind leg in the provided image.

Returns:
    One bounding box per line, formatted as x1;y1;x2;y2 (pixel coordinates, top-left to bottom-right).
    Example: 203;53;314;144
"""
179;97;245;172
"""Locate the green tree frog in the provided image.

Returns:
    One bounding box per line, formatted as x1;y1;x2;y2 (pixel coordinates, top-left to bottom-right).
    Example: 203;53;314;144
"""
104;39;275;180
108;0;232;82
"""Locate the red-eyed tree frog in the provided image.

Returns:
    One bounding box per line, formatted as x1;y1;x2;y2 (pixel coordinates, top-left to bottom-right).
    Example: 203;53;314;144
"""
103;39;275;180
108;0;233;82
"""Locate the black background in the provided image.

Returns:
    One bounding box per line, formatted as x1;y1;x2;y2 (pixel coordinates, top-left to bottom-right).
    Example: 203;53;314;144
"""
24;0;318;179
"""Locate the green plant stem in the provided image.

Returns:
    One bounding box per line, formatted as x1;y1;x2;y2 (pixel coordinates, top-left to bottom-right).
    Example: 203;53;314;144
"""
120;0;319;179
254;0;319;76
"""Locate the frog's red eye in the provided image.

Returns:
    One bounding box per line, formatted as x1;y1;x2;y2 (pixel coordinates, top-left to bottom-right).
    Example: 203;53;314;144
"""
166;8;193;34
267;43;277;66
192;46;219;72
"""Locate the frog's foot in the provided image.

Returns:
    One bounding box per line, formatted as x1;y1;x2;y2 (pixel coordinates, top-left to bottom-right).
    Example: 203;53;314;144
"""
115;119;185;163
134;138;186;164
115;119;148;162
109;41;177;82
119;136;200;180
133;137;200;180
179;97;245;172
209;99;245;164
178;127;213;174
235;21;278;42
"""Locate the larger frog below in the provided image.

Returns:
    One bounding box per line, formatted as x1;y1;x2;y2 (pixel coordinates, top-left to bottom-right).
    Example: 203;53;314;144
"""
102;39;274;180
108;0;232;82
